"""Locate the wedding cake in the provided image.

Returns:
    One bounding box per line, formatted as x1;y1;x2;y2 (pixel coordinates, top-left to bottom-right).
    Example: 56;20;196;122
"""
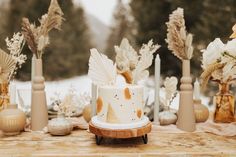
97;85;143;123
88;38;160;124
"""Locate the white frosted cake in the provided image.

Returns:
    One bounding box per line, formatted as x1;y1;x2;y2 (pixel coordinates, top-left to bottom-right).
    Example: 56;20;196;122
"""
88;38;159;126
96;85;144;124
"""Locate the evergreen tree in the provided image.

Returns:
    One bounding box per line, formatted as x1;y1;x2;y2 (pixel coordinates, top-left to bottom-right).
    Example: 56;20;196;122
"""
195;0;236;43
0;1;11;48
0;0;92;80
129;0;236;77
130;0;175;76
106;0;134;60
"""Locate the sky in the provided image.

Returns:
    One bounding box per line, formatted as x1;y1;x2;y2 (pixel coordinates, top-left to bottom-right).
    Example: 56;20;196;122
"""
0;0;124;26
74;0;129;26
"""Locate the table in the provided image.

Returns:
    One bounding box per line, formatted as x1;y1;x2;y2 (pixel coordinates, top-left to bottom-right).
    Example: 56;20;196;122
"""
0;127;236;156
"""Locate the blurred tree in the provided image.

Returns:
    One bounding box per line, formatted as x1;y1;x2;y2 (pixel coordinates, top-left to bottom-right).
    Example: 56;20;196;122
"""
0;0;92;80
129;0;236;78
0;1;11;48
130;0;176;77
195;0;236;43
105;0;134;60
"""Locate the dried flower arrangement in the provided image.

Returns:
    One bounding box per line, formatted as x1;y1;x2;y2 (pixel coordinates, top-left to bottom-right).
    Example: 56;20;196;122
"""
0;32;26;83
88;38;160;86
166;8;196;131
115;38;160;84
158;77;178;125
200;37;236;88
21;0;64;59
160;77;178;109
52;87;91;117
166;8;193;60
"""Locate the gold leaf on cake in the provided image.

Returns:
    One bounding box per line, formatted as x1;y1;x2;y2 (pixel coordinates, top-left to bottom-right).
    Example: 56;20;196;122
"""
96;97;103;114
137;109;142;118
124;87;131;100
107;104;120;123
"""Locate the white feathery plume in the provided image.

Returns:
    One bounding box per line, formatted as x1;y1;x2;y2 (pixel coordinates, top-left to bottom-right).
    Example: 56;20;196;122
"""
115;38;139;73
132;40;160;84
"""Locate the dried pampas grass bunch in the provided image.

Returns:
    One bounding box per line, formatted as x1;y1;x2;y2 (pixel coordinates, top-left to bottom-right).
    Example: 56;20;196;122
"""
21;19;37;55
166;8;193;60
21;0;64;59
200;63;224;89
39;0;64;36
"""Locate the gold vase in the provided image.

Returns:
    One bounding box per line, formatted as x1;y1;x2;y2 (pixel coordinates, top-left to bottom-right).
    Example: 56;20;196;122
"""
0;82;10;111
0;104;26;135
194;99;209;123
213;83;235;123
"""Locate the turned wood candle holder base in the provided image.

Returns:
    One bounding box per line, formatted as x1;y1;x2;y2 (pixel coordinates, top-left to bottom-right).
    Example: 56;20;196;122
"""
89;122;152;145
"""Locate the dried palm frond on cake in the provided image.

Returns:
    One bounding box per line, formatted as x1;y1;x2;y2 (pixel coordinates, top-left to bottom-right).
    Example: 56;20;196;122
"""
88;49;117;86
88;38;160;86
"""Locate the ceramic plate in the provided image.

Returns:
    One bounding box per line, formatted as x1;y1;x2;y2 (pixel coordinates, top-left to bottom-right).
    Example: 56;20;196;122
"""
91;116;150;130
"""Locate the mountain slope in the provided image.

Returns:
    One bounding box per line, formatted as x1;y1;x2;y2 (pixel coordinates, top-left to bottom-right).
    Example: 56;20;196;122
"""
86;13;110;51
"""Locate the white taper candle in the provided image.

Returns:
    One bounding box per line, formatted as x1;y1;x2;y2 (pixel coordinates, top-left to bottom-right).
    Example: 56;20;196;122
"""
154;54;160;123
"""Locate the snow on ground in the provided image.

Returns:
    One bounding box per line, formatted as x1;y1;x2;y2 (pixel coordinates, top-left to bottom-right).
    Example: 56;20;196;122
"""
16;75;92;108
15;75;210;111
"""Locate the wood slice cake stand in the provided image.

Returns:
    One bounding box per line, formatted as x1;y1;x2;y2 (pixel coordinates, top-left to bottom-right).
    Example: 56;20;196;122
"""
89;119;152;145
